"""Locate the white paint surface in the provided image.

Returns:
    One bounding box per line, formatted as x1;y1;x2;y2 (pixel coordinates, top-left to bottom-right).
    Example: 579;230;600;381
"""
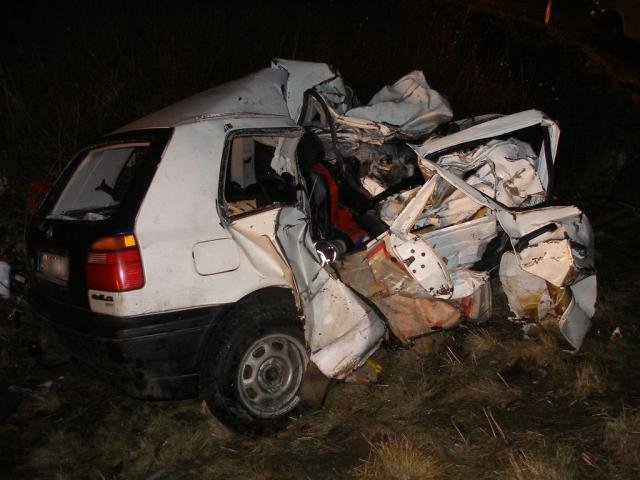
192;239;240;275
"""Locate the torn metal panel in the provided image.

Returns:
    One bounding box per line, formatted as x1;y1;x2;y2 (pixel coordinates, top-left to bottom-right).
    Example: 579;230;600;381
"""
496;206;595;287
419;215;498;270
334;247;471;344
301;70;453;150
496;206;595;349
387;232;453;299
384;173;497;302
458;273;492;322
559;295;592;350
275;206;386;379
311;102;400;145
437;138;546;207
390;175;441;237
519;239;576;287
345;71;453;136
571;274;597;318
271;59;350;122
500;251;552;321
413;110;560;191
415;155;500;212
500;247;593;349
450;269;490;300
383;169;497;300
366;237;437;298
411;139;595;350
416;186;487;229
376;294;461;343
405;138;547;233
416;153;594;290
335;247;491;344
559;275;597;349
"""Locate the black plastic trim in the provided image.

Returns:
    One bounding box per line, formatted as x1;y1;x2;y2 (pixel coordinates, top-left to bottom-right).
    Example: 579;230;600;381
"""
514;222;559;253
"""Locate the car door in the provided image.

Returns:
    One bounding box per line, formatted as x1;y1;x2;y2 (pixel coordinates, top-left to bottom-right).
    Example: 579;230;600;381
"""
217;122;386;379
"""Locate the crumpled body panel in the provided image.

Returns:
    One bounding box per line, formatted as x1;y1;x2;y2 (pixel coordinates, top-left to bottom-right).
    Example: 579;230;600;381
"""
345;71;453;136
329;109;595;350
403;112;595;349
275;207;386;379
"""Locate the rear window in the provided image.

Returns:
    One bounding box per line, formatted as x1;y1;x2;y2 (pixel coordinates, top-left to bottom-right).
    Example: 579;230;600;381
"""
49;143;149;221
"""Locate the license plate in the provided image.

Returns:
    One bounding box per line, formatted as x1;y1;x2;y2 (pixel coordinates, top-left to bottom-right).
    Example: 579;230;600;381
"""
39;252;69;283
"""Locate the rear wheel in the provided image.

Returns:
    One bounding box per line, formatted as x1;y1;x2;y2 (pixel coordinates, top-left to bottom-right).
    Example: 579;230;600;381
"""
200;306;308;434
236;333;306;418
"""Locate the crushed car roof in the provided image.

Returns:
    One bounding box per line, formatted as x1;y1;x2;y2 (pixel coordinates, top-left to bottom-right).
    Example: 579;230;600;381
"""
115;67;294;132
115;60;346;132
114;59;454;137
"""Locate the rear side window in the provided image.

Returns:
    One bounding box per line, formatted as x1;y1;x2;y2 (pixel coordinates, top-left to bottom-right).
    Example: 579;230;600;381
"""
49;143;149;221
223;135;299;216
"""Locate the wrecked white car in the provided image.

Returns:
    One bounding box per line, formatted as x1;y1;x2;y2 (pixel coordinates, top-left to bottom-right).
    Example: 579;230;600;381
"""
25;60;596;433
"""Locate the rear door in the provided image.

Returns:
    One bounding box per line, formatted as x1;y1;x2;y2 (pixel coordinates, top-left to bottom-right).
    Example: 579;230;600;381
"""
275;206;386;379
215;124;386;379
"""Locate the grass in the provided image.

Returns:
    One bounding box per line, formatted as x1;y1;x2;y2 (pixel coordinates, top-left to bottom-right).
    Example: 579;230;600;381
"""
354;434;441;480
29;429;85;470
464;328;500;361
574;361;608;398
499;447;577;480
1;283;639;479
605;407;640;469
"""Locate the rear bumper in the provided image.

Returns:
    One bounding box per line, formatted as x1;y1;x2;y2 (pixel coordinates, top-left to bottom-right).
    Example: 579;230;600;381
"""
29;296;227;399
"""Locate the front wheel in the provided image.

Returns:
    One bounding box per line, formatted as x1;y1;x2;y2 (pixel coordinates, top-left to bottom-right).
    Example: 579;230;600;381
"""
200;307;308;434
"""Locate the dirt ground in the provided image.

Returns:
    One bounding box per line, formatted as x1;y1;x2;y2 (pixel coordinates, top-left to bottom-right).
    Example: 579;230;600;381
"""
1;1;640;479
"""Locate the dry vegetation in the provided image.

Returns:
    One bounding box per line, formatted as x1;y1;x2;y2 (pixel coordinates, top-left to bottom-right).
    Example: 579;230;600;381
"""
355;435;441;480
1;0;640;479
3;264;640;479
0;272;640;480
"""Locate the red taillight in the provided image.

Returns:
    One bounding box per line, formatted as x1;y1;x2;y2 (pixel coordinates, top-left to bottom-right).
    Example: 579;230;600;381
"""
87;235;144;292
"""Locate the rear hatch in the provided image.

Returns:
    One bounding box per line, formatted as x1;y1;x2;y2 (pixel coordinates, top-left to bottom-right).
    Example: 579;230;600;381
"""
26;129;171;313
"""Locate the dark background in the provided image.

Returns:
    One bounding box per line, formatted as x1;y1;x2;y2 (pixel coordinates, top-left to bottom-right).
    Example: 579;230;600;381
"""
1;0;639;218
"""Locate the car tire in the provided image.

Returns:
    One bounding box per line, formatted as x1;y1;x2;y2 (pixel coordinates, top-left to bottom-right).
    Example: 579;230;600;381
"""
200;305;308;435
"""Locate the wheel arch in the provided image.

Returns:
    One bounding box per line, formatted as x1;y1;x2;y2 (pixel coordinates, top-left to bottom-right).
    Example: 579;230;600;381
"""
195;286;301;374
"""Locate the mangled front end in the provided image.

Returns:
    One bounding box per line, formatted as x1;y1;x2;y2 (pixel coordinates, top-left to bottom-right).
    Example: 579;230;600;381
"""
265;63;596;387
497;207;596;349
406;111;596;349
335;110;596;350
